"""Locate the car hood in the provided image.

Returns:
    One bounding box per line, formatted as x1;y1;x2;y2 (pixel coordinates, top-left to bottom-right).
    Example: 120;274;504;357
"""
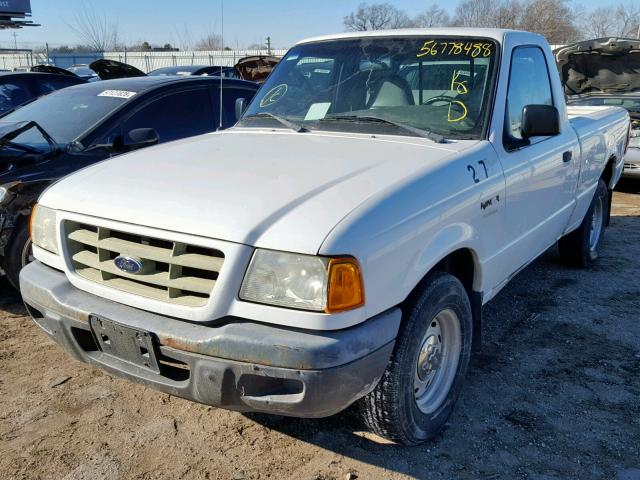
89;59;146;80
555;37;640;96
41;129;472;254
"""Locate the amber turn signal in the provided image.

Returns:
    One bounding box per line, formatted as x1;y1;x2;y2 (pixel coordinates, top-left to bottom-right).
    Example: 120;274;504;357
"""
325;258;365;313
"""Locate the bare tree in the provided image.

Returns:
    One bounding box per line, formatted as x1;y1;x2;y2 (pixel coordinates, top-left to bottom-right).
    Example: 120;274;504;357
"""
519;0;579;43
581;3;640;38
617;2;640;37
344;2;412;31
68;4;118;52
413;4;451;28
194;34;223;51
451;0;503;27
173;24;194;51
452;0;579;42
493;0;523;30
581;7;618;38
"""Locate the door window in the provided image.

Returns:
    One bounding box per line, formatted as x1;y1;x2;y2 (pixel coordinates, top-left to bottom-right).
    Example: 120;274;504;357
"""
123;88;216;143
505;47;553;141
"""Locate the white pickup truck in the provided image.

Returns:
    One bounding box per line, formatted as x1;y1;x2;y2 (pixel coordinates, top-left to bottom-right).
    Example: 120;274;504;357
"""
21;29;630;445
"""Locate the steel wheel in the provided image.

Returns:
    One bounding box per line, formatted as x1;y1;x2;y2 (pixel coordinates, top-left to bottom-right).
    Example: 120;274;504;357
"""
589;194;604;251
414;308;462;414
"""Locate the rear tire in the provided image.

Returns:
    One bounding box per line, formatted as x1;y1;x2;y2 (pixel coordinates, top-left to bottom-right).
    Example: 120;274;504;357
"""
558;179;608;268
358;272;473;445
5;221;32;290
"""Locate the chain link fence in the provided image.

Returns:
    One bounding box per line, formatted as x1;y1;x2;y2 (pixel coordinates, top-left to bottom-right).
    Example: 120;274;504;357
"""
0;49;288;72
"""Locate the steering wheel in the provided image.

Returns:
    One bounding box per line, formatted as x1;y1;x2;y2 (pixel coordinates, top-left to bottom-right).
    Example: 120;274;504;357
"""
423;95;459;106
423;95;470;121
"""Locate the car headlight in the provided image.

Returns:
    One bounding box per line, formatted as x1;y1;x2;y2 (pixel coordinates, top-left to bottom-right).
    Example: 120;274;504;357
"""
30;204;59;255
0;186;6;204
239;249;365;313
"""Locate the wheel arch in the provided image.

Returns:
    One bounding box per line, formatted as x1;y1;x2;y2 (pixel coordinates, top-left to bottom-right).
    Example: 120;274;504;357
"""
404;246;484;351
602;154;616;189
601;154;616;226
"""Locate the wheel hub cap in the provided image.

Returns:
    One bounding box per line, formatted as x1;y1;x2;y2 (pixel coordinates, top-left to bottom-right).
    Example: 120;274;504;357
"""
417;334;442;381
413;309;462;414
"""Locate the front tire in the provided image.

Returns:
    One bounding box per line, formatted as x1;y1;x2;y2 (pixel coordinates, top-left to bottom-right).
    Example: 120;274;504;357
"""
558;178;608;268
5;221;32;290
358;272;473;445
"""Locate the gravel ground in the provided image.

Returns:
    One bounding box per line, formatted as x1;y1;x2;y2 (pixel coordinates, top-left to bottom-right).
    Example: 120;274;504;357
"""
1;182;639;480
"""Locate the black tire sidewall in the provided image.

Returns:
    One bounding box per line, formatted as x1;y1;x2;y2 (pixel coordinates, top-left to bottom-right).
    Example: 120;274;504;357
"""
394;273;473;443
5;220;30;290
583;179;608;263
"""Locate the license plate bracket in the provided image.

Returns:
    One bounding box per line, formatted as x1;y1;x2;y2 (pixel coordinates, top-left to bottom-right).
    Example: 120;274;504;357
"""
89;315;160;373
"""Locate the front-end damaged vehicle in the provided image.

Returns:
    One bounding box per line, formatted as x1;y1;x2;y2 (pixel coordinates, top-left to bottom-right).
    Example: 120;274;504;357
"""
21;29;630;445
555;37;640;178
0;76;258;288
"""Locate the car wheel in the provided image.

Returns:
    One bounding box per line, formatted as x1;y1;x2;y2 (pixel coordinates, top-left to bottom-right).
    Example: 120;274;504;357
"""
5;220;32;290
558;178;608;268
358;271;473;445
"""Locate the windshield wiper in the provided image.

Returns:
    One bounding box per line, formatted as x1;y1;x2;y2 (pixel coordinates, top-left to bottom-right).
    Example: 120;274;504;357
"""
0;120;58;153
322;115;445;143
4;141;43;154
242;112;309;133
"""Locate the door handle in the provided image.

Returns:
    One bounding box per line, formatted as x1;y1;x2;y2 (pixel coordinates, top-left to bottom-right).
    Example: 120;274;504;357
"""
562;151;573;163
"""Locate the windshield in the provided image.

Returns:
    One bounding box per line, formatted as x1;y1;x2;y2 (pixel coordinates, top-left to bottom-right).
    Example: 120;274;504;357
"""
68;66;96;76
0;87;128;145
241;36;499;139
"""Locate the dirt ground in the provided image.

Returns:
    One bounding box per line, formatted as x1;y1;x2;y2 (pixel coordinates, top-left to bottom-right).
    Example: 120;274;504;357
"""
1;182;639;480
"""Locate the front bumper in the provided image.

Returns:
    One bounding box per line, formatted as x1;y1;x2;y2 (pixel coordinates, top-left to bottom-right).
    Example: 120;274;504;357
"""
624;148;640;178
20;261;401;418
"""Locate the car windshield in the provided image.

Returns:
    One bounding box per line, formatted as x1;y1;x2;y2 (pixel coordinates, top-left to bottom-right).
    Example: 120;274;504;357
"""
0;87;129;145
68;66;95;76
240;36;499;139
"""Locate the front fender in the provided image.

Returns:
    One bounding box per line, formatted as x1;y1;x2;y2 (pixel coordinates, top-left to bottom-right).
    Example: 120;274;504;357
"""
320;142;502;320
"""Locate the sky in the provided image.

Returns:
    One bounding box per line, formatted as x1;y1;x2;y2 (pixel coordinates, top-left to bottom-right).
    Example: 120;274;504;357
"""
0;0;630;50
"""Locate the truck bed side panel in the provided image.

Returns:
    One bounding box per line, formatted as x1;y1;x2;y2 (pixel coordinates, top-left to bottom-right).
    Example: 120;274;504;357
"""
565;105;629;232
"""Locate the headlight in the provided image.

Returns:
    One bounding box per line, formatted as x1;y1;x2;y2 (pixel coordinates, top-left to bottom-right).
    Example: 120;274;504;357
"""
239;249;364;313
0;186;6;204
30;204;59;254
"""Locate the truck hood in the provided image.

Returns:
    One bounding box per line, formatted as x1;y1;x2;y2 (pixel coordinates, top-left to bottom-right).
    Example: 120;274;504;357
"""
555;37;640;96
41;130;470;254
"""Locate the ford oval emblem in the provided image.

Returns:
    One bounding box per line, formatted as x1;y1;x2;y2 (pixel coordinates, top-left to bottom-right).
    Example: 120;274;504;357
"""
114;255;144;274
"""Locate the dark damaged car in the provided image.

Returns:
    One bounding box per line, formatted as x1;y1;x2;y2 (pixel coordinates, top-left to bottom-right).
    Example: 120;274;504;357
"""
0;75;259;288
555;37;640;178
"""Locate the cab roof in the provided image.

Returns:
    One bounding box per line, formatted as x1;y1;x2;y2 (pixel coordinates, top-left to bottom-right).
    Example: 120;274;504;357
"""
296;28;529;46
57;75;257;95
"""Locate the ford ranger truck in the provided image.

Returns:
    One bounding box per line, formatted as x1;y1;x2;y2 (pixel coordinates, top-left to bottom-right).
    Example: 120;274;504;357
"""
21;29;630;445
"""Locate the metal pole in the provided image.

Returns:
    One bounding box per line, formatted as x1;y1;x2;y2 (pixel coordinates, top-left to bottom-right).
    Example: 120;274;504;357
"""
219;0;224;130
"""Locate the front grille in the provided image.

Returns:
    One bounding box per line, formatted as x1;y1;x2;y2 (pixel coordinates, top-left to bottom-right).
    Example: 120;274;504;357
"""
65;221;224;307
624;163;640;170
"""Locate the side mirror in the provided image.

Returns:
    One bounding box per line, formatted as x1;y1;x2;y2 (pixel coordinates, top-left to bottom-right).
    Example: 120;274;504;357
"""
123;128;159;151
521;105;560;139
235;97;247;122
